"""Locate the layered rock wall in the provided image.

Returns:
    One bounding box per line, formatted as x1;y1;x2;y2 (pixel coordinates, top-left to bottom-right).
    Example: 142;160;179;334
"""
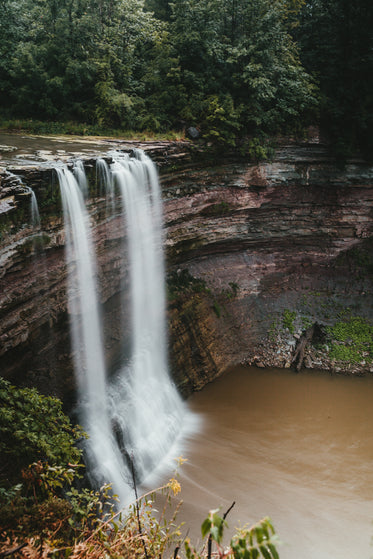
1;140;372;403
163;147;373;390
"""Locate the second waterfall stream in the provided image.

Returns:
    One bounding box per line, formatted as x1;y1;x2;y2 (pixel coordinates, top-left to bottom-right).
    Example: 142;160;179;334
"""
57;150;191;503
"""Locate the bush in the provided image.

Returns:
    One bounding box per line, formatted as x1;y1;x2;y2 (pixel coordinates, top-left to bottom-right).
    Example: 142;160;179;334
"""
0;378;85;487
282;309;297;334
0;476;280;559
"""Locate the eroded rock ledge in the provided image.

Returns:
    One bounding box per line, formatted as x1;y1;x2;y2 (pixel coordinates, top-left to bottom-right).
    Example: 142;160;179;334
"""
0;139;372;404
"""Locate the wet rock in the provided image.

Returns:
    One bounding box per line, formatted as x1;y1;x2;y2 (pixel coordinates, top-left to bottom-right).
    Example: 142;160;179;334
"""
187;127;200;139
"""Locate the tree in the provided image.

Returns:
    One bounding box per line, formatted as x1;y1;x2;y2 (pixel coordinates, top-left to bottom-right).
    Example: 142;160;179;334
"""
144;0;173;21
295;0;373;159
0;0;318;142
168;0;317;139
0;0;162;125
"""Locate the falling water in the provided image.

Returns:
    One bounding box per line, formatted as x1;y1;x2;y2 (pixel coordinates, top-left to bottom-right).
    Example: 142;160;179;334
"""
57;166;129;502
97;158;115;212
73;160;88;198
108;151;183;482
57;152;187;502
28;187;41;228
27;186;46;256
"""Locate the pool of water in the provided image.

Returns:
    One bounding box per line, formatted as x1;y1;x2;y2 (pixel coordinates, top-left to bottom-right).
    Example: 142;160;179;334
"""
165;366;373;559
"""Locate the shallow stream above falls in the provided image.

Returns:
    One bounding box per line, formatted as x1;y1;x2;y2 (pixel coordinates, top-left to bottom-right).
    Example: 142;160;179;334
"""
148;366;373;559
0;131;128;166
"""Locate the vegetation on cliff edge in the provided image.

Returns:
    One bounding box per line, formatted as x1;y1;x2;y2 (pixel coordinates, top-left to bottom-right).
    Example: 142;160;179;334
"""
0;379;280;558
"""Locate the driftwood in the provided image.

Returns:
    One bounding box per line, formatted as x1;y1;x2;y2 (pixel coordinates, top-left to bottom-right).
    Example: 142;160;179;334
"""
292;325;315;372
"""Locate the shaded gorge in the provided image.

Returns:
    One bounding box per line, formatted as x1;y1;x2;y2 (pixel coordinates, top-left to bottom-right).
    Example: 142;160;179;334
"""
1;136;373;556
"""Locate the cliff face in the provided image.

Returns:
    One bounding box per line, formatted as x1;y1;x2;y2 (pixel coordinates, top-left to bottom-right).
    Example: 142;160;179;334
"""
165;146;373;389
1;139;372;403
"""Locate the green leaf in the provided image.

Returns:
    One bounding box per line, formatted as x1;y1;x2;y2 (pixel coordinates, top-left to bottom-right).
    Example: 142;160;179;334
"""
201;517;212;538
210;525;221;543
268;543;280;559
260;545;272;559
255;526;264;544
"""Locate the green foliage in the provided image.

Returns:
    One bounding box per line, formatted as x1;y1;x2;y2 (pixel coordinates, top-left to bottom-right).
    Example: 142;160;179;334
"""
326;316;373;363
167;269;210;298
248;137;270;161
0;438;280;559
269;319;281;342
201;94;240;147
0;0;163;123
0;117;183;140
229;282;240;297
230;517;279;559
186;509;279;559
282;309;297;334
328;317;373;345
169;0;317;141
301;316;313;330
220;281;240;301
0;0;318;142
0;483;23;506
0;378;85;487
328;345;363;364
213;301;222;318
0;460;116;545
201;508;227;543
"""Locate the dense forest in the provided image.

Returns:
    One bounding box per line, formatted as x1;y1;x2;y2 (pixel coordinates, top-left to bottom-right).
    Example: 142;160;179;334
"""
0;0;372;154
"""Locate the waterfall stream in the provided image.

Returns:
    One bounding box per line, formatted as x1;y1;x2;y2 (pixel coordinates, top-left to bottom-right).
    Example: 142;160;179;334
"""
28;187;41;228
57;151;187;502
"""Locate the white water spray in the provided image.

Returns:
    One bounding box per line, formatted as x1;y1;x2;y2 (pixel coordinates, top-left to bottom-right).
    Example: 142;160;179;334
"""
57;153;187;502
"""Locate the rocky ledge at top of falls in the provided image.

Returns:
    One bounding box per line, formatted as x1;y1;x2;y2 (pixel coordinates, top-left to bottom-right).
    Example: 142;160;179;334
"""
0;137;373;403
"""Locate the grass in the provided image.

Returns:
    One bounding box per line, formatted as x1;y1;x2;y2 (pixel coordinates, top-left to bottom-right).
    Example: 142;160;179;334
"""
0;117;185;142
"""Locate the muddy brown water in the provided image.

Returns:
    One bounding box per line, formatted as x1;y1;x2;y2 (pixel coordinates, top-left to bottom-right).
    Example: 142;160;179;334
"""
164;366;373;559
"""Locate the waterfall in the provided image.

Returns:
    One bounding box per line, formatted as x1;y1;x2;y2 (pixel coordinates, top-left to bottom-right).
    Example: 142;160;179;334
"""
108;151;183;482
57;166;128;502
73;160;89;198
28;187;41;228
57;152;187;502
97;158;115;212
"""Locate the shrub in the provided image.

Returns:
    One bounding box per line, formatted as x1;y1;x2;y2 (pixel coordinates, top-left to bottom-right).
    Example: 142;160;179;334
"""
0;378;85;487
282;309;297;334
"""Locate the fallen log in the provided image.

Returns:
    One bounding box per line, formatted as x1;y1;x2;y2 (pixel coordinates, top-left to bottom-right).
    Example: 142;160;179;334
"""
292;324;315;372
